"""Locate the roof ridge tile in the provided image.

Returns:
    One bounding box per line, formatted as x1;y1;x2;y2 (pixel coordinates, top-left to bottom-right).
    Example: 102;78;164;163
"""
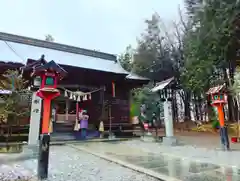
0;32;117;61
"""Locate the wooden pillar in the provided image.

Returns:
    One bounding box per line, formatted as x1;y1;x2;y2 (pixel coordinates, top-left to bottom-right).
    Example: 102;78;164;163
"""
65;99;69;121
76;102;79;120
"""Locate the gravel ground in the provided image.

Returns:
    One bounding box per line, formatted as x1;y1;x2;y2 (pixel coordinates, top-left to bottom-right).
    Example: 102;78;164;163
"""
0;146;161;181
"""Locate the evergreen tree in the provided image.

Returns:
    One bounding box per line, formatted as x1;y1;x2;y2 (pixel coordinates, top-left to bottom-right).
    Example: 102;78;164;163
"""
45;34;55;42
183;0;240;121
118;45;133;72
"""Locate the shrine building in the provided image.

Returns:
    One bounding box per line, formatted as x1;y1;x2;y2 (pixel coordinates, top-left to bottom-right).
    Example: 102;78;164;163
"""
0;32;148;139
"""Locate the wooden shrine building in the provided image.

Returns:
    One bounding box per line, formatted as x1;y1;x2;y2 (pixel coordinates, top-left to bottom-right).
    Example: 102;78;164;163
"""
0;32;149;138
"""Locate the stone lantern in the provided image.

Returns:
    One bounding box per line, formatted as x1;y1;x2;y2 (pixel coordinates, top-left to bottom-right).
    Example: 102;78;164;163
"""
151;77;177;145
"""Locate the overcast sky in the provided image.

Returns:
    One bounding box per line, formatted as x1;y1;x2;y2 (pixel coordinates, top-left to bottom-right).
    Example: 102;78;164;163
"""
0;0;184;55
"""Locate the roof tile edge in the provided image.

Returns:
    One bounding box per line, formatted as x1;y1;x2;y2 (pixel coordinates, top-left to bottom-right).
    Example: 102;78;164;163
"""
0;32;117;61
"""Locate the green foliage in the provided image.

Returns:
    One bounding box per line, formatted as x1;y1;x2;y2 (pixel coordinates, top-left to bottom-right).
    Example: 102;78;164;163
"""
130;102;140;117
0;70;30;124
133;13;173;79
231;72;240;96
212;119;220;129
0;70;26;91
120;14;169;120
121;0;240;122
45;34;54;42
208;107;218;122
182;0;240;94
131;82;161;120
118;45;133;72
184;0;204;17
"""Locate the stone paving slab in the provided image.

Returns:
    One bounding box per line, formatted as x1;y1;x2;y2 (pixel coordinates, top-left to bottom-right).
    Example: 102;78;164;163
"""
71;141;240;181
123;140;240;167
78;142;150;156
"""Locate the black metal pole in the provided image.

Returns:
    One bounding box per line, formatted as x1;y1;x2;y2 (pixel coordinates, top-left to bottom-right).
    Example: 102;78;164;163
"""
37;133;50;180
220;126;230;150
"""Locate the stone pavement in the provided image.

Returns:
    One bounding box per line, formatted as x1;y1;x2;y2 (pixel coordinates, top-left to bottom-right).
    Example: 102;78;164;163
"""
71;140;240;181
174;131;240;150
0;145;160;181
123;140;240;167
154;130;240;150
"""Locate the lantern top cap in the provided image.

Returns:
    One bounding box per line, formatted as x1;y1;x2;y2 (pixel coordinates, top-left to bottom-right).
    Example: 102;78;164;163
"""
206;84;226;95
151;77;174;92
32;60;67;78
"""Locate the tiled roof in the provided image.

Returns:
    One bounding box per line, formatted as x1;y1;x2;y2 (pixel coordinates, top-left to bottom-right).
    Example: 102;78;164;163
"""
0;32;128;74
0;32;116;61
0;32;149;81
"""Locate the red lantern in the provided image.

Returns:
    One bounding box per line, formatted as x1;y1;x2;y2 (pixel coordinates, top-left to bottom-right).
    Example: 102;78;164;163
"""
144;123;149;130
33;60;66;134
231;137;238;143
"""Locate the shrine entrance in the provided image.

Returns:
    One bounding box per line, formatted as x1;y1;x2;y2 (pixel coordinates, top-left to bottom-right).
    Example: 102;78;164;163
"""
52;86;105;139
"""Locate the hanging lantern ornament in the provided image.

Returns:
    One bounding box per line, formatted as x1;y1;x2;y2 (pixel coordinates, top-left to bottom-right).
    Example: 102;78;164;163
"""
64;91;68;97
69;92;73;99
88;93;91;100
83;95;87;101
73;94;76;100
77;95;81;102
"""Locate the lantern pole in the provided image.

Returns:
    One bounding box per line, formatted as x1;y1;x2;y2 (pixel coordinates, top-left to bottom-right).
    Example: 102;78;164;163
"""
31;60;66;180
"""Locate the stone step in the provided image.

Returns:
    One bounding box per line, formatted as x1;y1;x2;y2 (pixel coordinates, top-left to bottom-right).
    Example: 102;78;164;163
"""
53;122;74;133
51;133;75;141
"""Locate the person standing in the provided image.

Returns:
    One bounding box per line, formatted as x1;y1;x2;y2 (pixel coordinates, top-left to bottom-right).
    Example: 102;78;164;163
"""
80;111;89;139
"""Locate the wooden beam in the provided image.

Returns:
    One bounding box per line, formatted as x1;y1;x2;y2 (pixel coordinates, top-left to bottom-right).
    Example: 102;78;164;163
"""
58;84;99;90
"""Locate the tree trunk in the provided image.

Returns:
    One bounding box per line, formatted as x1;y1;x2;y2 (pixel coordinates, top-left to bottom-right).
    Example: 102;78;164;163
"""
172;91;179;122
224;68;236;122
184;90;191;121
198;97;203;121
193;94;199;121
227;95;235;122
